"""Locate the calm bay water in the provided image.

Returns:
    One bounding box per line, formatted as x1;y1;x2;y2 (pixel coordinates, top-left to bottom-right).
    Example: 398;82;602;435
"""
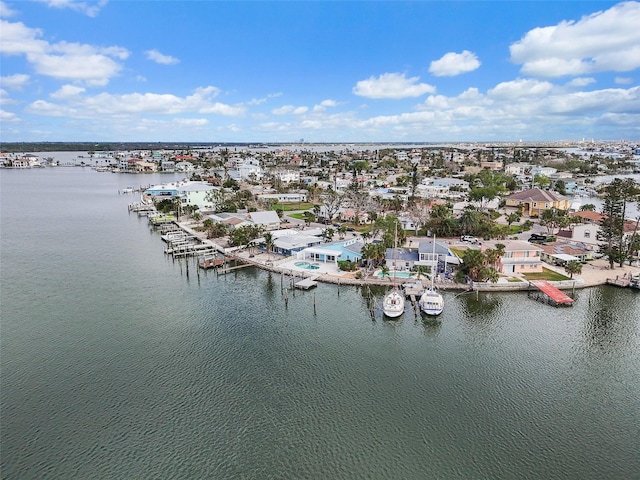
2;167;640;479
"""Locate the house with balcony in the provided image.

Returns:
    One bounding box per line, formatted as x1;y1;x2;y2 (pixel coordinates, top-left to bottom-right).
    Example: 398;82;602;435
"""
505;188;570;217
384;240;459;273
178;182;219;210
494;240;543;274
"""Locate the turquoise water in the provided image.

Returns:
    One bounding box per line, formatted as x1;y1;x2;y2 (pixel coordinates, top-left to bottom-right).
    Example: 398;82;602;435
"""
378;271;413;278
2;167;640;479
294;261;320;270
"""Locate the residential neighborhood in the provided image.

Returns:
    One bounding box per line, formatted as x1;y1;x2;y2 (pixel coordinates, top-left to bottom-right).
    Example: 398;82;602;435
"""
3;142;639;286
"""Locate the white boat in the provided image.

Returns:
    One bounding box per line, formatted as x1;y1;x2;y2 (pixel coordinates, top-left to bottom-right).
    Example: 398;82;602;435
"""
382;289;405;318
382;224;405;318
419;235;444;316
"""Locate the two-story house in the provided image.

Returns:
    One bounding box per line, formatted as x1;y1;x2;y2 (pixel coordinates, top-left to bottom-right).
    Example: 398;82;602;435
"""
505;188;570;217
494;240;543;274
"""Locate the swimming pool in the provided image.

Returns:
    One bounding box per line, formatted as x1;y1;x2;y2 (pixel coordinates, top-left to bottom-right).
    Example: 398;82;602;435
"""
377;271;413;278
294;261;320;270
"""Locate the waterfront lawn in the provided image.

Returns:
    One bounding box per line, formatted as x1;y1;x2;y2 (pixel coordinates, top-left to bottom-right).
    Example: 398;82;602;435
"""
522;268;570;281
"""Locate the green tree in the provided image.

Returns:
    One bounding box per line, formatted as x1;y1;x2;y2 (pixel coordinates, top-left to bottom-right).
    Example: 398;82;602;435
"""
263;232;274;259
598;178;640;267
506;211;521;227
540;207;567;234
579;204;596;211
564;260;583;279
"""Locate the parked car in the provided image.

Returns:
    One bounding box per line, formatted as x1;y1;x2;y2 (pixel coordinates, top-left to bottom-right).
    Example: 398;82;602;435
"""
528;234;547;243
461;235;479;244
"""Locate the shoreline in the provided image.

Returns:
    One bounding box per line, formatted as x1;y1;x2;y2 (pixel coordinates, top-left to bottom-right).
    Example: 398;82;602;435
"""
175;220;640;293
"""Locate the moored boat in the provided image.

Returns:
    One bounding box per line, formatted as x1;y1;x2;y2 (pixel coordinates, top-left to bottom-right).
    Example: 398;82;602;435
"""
418;235;444;316
382;224;405;318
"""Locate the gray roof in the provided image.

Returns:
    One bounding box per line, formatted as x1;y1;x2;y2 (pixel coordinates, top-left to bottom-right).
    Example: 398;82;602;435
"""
274;235;322;249
417;241;451;255
249;210;280;224
385;248;419;262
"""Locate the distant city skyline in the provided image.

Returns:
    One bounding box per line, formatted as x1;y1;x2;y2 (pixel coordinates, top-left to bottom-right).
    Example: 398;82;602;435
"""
1;1;639;143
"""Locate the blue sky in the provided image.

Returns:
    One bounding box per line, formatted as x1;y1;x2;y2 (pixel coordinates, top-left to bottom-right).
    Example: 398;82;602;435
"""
1;1;639;143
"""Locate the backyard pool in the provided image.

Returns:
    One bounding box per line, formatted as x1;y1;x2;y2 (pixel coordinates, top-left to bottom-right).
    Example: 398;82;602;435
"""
294;261;320;270
377;271;413;278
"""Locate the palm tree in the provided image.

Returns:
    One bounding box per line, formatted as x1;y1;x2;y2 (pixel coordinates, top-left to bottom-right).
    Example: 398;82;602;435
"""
380;265;390;281
263;232;274;259
564;260;583;279
458;207;482;236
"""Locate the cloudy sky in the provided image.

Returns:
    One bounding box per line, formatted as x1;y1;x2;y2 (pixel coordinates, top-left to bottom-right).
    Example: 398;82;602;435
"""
1;0;639;143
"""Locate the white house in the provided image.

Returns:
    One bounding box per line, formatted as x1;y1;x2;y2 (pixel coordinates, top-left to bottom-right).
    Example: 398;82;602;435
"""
248;210;281;230
277;170;300;184
178;181;219;210
238;162;263;181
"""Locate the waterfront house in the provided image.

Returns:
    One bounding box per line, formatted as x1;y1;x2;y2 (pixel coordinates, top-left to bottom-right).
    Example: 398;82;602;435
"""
385;248;419;271
494;240;543;274
178;182;219;210
505;188;570;217
415;240;460;273
296;238;364;265
161;161;176;172
272;233;323;256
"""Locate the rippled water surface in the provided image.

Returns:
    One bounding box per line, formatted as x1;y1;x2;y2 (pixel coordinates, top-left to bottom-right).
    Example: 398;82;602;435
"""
2;168;640;479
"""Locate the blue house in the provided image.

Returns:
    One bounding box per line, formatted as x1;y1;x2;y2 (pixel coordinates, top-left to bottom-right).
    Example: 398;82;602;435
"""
296;238;363;264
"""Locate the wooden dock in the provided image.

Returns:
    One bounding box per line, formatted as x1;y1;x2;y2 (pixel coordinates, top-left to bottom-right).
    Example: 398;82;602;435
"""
295;276;318;290
606;276;631;287
199;256;225;269
217;262;253;275
403;281;425;298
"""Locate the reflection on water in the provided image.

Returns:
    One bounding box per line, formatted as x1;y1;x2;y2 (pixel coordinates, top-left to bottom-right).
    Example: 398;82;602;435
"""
2;168;640;479
582;286;640;355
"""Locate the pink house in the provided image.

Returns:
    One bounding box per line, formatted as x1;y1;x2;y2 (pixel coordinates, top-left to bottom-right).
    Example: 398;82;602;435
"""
495;240;544;274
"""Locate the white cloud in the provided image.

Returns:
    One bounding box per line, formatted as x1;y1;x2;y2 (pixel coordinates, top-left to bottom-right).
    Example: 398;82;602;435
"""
352;73;435;99
0;1;16;17
50;84;86;99
28;85;245;117
567;77;596;87
0;73;30;89
313;99;338;112
37;0;108;18
488;78;554;100
272;105;308;115
429;50;481;77
173;118;208;127
145;49;179;65
615;77;633;84
0;19;129;85
510;1;640;77
246;92;282;106
0;109;19;121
